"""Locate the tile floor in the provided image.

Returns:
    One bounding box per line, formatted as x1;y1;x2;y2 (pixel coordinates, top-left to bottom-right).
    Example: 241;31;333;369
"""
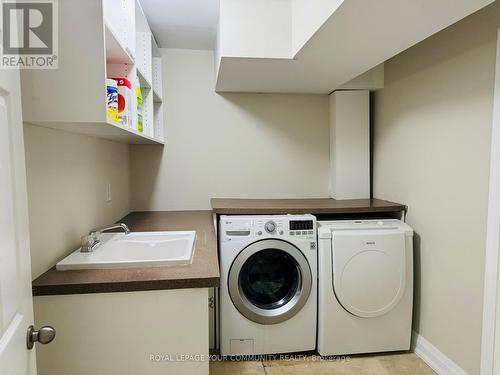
210;353;436;375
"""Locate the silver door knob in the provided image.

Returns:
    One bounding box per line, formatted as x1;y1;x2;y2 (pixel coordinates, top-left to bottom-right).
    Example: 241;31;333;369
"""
26;325;56;350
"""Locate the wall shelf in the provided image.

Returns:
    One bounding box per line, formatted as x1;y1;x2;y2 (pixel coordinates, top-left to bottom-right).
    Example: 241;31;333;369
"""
105;23;134;64
153;89;162;103
27;120;164;145
137;67;152;88
152;56;163;103
20;0;165;145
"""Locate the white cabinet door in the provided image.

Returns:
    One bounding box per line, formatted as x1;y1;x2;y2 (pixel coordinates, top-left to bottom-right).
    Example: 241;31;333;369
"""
0;69;37;373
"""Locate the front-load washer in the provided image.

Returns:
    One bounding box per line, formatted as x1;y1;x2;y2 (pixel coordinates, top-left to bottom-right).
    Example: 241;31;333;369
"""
219;215;317;356
317;219;413;356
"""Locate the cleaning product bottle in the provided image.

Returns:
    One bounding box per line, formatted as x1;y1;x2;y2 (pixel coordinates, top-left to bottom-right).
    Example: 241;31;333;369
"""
136;77;143;133
106;78;119;123
111;77;133;127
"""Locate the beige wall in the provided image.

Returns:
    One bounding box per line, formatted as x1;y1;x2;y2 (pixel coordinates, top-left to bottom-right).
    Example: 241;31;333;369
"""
373;3;500;373
131;49;330;211
24;125;131;279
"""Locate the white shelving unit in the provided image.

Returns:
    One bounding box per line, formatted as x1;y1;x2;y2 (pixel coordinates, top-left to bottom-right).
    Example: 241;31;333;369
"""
136;32;153;84
105;24;134;65
135;2;164;141
151;37;164;140
137;67;152;89
153;102;164;141
152;57;163;103
20;0;164;145
102;0;136;60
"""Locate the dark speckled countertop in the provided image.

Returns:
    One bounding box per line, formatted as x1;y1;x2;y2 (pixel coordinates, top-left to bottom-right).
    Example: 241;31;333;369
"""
32;211;220;296
211;198;406;215
32;199;405;296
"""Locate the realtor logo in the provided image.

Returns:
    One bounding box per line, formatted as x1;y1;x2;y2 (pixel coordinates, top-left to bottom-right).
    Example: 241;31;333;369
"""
1;0;58;69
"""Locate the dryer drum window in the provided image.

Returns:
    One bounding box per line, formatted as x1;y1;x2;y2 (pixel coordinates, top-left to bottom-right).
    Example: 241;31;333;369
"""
228;239;312;325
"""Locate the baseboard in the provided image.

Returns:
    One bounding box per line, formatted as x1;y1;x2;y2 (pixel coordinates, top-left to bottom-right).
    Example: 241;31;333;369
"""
411;331;468;375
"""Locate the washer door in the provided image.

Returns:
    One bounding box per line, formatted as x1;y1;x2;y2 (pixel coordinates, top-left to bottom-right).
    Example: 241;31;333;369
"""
332;231;406;318
228;239;312;325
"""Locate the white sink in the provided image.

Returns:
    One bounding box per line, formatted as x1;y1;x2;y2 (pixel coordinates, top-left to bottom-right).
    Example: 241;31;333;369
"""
56;231;196;270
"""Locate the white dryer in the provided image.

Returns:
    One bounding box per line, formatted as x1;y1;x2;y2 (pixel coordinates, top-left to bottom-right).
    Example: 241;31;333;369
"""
317;219;413;356
219;215;317;356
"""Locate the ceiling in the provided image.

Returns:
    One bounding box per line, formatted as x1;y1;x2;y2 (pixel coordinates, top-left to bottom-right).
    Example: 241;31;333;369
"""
215;0;493;93
140;0;219;50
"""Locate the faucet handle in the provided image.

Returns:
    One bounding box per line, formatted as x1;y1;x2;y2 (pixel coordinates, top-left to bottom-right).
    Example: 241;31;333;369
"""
81;233;100;253
90;231;101;243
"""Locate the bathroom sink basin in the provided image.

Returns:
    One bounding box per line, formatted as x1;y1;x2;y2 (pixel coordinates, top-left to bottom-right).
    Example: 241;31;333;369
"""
56;231;196;270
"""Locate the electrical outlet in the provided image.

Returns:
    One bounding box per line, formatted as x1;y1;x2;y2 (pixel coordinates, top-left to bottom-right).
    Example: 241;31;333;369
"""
106;183;112;202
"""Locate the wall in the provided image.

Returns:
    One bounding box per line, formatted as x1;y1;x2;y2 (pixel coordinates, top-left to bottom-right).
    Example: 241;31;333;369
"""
291;0;343;55
24;125;131;279
218;0;346;59
131;48;330;211
218;0;291;59
329;90;370;200
339;64;385;90
372;3;500;373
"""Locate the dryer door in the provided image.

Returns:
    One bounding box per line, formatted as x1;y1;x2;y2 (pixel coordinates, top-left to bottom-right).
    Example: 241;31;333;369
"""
228;239;312;325
332;230;406;318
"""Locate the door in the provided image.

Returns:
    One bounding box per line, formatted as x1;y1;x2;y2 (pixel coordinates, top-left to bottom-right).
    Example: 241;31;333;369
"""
228;239;312;325
0;68;37;373
482;28;500;375
332;230;406;318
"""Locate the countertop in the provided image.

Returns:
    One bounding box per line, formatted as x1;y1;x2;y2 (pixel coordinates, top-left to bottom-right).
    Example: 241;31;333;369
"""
211;198;406;215
32;199;405;296
32;211;220;296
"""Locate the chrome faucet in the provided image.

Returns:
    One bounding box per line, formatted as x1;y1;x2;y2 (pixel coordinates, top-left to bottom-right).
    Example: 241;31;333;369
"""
80;223;131;253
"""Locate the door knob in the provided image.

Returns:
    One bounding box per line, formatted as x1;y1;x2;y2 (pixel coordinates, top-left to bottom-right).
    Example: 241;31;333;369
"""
26;325;56;350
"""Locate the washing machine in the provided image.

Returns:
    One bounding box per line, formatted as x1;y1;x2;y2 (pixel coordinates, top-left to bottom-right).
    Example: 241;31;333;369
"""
219;215;317;356
317;219;413;356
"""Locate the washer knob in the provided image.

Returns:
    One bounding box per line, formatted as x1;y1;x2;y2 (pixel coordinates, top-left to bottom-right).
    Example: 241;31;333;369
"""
264;221;276;233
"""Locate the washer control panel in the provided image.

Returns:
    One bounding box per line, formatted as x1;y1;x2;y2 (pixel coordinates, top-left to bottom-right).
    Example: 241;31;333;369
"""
220;215;316;242
255;216;316;239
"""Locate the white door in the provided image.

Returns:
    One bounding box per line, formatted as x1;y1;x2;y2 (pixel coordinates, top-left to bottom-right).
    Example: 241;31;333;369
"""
0;68;37;373
482;28;500;375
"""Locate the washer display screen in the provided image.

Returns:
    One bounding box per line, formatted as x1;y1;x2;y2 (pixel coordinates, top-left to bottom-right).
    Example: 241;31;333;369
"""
289;220;313;231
